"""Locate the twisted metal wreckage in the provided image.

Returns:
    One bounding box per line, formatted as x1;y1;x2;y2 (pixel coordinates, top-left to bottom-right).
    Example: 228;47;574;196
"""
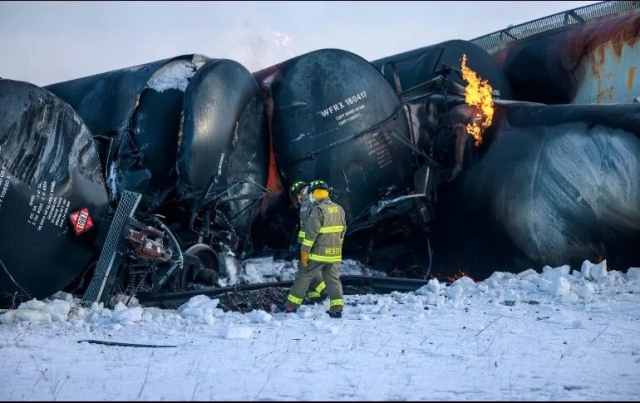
0;1;639;309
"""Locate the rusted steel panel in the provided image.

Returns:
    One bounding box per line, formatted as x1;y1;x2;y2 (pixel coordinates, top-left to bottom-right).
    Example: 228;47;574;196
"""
492;11;640;105
573;40;640;103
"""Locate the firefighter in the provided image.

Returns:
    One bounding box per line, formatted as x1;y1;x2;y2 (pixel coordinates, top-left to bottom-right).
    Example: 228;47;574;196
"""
288;181;328;305
285;180;346;318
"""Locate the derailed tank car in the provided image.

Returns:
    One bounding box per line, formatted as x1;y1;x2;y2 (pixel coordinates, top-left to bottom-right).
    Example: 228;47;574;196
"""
429;99;640;278
45;56;269;267
471;1;640;105
45;55;211;212
369;39;514;187
168;58;270;268
370;39;513;100
368;34;640;278
252;49;436;274
0;56;270;308
0;79;110;307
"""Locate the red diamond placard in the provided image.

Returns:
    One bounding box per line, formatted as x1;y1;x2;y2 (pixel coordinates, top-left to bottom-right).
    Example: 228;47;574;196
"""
69;207;94;235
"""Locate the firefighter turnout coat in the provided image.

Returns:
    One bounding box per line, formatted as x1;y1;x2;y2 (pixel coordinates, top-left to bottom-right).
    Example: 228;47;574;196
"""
301;197;347;263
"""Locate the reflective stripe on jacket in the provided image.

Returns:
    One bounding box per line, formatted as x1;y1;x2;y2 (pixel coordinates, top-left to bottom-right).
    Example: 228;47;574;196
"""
301;197;346;262
297;198;313;243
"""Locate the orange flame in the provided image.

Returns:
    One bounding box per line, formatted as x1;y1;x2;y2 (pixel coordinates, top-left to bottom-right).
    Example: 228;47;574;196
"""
460;54;494;146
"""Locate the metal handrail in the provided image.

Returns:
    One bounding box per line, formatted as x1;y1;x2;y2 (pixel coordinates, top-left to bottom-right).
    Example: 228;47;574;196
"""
470;1;640;54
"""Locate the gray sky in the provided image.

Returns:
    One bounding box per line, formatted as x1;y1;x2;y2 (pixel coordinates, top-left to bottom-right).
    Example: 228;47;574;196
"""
1;1;599;86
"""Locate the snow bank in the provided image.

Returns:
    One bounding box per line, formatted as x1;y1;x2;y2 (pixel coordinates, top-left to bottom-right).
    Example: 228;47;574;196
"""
178;295;223;325
238;257;385;285
1;259;638;330
242;256;293;283
146;54;209;93
111;302;143;325
627;267;640;282
341;259;387;277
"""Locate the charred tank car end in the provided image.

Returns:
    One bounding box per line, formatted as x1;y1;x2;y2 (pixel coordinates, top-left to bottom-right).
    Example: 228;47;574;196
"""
370;39;513;102
172;58;269;260
44;54;211;212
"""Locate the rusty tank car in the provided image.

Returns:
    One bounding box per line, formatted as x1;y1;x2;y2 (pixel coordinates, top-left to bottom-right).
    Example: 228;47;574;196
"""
471;1;640;105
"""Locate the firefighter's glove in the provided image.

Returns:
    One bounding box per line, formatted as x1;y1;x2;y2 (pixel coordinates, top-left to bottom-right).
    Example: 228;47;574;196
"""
300;251;309;267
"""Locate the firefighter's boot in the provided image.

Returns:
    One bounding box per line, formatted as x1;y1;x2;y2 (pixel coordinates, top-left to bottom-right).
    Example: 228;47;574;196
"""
326;310;342;319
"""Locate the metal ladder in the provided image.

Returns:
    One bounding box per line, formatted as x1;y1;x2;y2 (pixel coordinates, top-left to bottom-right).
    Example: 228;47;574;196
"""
81;191;141;307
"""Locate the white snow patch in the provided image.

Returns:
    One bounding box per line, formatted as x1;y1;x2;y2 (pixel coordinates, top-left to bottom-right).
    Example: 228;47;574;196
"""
246;310;272;324
1;298;70;324
244;256;297;282
106;162;119;201
147;55;209;93
560;292;579;304
427;278;442;294
446;284;464;299
45;299;72;322
1;258;639;400
243;257;281;282
541;264;572;281
572;319;585;329
517;268;539;279
573;282;595;300
19;299;48;311
16;309;52;324
217;325;253;339
111;306;144;325
581;259;608;281
178;295;221;325
627;267;640;282
223;252;240;286
234;257;385;286
341;259;387;276
549;276;572;296
0;310;16;324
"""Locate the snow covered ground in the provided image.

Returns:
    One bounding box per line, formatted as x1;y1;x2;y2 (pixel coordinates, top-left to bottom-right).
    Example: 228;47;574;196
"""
1;259;639;401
